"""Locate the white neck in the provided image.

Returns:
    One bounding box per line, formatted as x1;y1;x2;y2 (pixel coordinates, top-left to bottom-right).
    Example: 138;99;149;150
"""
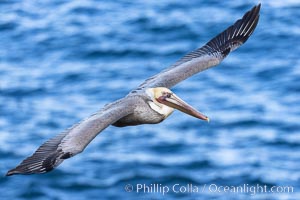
148;101;174;118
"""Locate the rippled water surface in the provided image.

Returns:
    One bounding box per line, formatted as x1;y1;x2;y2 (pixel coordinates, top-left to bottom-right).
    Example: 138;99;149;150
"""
1;0;300;199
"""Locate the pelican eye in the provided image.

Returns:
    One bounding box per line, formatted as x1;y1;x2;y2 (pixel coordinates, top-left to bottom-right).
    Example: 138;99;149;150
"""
162;92;172;98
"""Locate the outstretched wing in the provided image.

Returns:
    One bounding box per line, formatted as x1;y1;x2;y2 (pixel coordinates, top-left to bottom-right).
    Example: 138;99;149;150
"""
136;4;260;90
6;98;135;176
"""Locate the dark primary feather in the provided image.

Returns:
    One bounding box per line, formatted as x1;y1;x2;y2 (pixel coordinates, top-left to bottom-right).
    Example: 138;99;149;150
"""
135;4;260;90
6;133;67;175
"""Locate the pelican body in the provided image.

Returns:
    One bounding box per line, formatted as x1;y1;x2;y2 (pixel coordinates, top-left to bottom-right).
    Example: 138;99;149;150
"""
113;88;208;127
7;4;260;175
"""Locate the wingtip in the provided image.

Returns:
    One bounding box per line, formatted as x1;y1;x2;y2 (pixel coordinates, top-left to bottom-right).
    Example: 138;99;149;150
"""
251;3;261;20
257;3;262;9
253;3;261;16
6;169;19;176
6;166;33;176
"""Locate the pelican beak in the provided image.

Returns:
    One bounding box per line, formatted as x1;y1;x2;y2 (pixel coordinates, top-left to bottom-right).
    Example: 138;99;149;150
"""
157;93;209;122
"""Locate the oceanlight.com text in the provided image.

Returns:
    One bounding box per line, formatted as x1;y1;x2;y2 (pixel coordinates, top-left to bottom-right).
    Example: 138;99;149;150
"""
124;183;294;196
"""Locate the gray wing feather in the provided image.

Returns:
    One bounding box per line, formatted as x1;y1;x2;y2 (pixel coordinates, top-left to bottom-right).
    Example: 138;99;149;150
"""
135;4;260;90
6;98;135;176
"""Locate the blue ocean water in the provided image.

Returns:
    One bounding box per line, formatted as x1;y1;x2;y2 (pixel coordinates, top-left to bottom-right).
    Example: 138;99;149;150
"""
1;0;299;199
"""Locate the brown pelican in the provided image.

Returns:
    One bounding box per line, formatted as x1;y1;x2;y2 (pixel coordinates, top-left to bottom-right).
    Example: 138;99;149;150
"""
7;4;260;176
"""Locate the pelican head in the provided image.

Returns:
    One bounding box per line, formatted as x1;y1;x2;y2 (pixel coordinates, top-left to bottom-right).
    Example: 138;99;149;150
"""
146;87;209;121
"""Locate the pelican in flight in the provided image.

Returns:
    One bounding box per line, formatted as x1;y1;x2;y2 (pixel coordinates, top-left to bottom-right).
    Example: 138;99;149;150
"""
7;4;260;176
